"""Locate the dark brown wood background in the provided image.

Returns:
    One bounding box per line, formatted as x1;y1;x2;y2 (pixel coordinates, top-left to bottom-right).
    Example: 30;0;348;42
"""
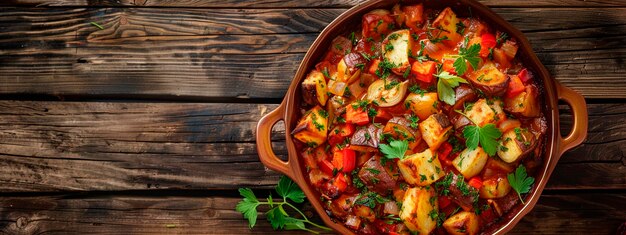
0;0;624;234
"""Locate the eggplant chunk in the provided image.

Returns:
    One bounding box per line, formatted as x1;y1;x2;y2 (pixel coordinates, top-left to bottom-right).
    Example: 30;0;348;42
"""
432;7;462;47
468;62;509;97
442;211;480;235
358;155;397;196
301;70;329;106
291;106;328;147
465;98;505;127
497;127;537;163
505;85;540;117
383;117;421;147
350;124;383;151
382;29;412;75
400;187;438;235
446;174;479;211
479;177;512;199
451;85;478;113
419;113;452;151
397;149;445;186
453;147;488;179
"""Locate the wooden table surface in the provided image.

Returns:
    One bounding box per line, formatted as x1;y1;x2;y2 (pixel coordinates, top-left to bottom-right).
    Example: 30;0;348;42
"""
0;0;624;234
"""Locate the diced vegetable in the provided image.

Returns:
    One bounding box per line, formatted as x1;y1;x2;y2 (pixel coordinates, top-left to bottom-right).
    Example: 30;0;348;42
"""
329;124;356;146
383;117;421;149
400;187;438;234
500;40;518;59
479;33;496;58
497;127;537;163
327;79;347;96
504;85;540;117
442;211;480;235
479;177;511;199
452;147;488;179
419;113;452;151
382;29;412;75
506;75;525;98
301;70;329;106
405;92;439;120
346;103;370;125
350;124;383;151
330;36;353;56
358;155;397;195
464;98;505;127
367;79;409;107
411;60;437;83
292;106;328;147
468;176;483;189
332;148;357;172
517;68;531;83
468;62;509;97
397;149;445;186
432;7;462;47
403;4;424;32
497;118;521;133
362;9;395;41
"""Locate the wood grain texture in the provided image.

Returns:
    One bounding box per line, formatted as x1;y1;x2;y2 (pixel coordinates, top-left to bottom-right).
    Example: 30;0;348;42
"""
0;193;623;234
0;101;622;192
0;7;624;99
3;0;625;7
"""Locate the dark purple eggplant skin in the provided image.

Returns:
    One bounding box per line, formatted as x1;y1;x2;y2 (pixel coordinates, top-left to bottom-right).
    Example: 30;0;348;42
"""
343;52;367;73
513;127;538;160
301;82;318;106
358;155;396;196
350;124;383;148
432;113;452;129
448;174;479;211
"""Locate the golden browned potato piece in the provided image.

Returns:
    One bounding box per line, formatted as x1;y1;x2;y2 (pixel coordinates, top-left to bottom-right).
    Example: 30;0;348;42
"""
442;211;480;235
465;98;505;127
452;147;488;179
504;85;540;117
479;177;512;199
468;62;509;97
400;187;438;234
419;113;452;151
301;70;328;106
382;29;412;75
397;149;445;186
405;92;439;120
432;7;462;47
291;106;328;147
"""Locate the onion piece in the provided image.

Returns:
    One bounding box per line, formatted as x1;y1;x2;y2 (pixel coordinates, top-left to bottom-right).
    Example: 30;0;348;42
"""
384;201;400;215
366;79;408;107
345;215;362;230
328;80;347;96
500;40;518;59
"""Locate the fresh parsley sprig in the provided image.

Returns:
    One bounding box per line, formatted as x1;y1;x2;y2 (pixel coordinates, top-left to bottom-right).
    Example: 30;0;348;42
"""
379;139;409;160
507;165;535;204
454;110;502;156
436;71;469;105
445;37;481;75
236;176;331;234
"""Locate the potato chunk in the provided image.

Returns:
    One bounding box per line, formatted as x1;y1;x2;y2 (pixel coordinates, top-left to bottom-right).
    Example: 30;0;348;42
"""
468;62;509;97
465;98;505;127
504;85;540;117
479;177;512;199
497;129;523;163
291;106;328;147
397;149;445;186
442;211;480;235
419;113;452;151
405;92;438;120
432;7;462;47
452;147;488;178
382;29;412;75
400;187;438;235
301;70;328;106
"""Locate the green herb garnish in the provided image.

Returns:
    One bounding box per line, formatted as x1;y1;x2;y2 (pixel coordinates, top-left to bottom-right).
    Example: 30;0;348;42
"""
379;139;409;160
455;110;502;156
436;71;468;105
446;37;481;75
507;165;535;204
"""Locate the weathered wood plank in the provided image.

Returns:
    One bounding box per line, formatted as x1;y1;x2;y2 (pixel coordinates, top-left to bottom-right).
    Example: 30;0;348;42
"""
3;0;624;7
0;8;623;99
0;101;622;192
0;193;623;234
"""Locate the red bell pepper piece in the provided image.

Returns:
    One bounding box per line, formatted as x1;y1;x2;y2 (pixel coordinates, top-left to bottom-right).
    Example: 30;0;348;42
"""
517;68;532;83
468;176;484;189
346;105;369;126
403;4;424;32
328;124;356;146
332;149;356;173
437;142;453;160
374;108;393;122
318;159;335;175
368;59;381;76
331;173;349;192
506;75;525;98
480;33;496;58
411;60;437;83
438;195;452;209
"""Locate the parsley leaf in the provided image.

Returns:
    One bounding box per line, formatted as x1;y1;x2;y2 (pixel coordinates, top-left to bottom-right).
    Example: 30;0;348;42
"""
379;140;409;160
436;71;468;105
462;123;502;156
236;176;331;232
449;38;481;75
507;165;535;204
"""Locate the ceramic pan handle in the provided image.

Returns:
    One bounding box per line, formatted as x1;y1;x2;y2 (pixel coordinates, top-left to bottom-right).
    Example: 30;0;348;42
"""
256;104;293;178
557;84;588;156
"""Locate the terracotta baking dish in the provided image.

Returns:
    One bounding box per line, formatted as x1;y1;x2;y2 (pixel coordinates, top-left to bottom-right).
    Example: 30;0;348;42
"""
256;0;588;234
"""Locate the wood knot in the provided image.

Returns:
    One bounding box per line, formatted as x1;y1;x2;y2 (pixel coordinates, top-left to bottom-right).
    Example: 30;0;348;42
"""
16;217;28;229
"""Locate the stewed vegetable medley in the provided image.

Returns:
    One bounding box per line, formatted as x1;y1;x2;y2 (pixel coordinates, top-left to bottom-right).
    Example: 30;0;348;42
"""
291;3;546;234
